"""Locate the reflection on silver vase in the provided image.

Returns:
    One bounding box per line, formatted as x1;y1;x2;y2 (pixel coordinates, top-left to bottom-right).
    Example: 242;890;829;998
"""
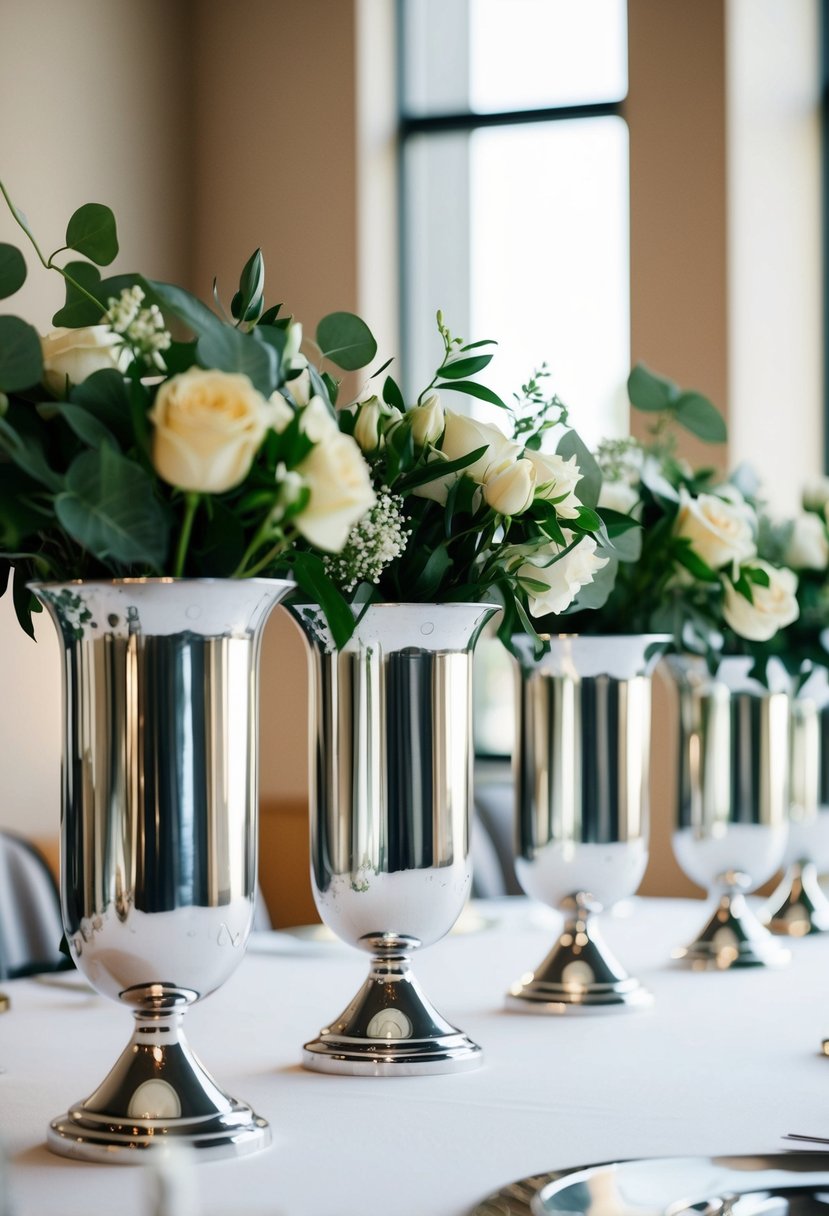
507;635;665;1013
289;601;498;1075
32;577;290;1162
765;666;829;935
666;655;790;969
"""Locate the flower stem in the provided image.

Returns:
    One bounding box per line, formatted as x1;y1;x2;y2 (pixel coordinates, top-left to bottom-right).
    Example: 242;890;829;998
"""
173;493;200;579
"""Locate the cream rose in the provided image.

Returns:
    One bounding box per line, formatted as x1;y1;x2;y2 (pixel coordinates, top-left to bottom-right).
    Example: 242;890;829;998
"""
803;476;829;513
294;433;376;551
723;561;799;642
598;478;641;517
284;367;312;407
784;512;829;571
299;395;340;443
149;367;271;493
517;535;609;617
483;457;536;516
527;450;583;519
408;392;445;447
413;411;520;505
675;487;756;570
267;391;295;433
41;325;130;395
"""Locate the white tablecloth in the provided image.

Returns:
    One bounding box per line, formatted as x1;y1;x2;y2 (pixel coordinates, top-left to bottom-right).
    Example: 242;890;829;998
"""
2;897;829;1216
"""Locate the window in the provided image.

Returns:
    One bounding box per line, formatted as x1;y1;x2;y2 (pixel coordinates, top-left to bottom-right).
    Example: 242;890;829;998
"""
397;0;631;756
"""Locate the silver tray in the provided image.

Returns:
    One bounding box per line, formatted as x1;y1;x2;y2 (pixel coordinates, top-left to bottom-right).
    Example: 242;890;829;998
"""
472;1153;829;1216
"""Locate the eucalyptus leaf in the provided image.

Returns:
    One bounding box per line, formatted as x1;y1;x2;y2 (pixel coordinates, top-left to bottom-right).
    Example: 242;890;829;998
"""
55;445;168;567
0;244;26;299
57;403;119;450
65;203;119;266
69;368;133;448
196;324;278;396
0;414;62;490
51;261;103;327
142;278;225;339
628;363;678;412
316;312;377;371
0;316;43;391
673;391;727;443
556;428;601;508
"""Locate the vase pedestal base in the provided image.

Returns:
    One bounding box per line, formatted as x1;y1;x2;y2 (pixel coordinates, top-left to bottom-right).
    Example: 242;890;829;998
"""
302;951;482;1076
764;862;829;937
46;1010;271;1163
674;891;791;970
505;909;653;1014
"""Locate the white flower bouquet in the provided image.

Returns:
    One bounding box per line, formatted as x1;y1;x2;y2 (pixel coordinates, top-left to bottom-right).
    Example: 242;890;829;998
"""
0;185;376;637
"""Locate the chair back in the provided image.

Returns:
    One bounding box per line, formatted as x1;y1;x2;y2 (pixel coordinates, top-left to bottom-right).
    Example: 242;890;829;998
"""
0;832;64;980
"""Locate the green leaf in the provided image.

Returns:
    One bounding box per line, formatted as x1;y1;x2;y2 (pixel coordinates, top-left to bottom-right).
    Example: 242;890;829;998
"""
196;324;278;396
411;545;452;599
258;304;283;326
673;391;727;443
70;368;133;447
459;339;497;351
0;466;51;547
673;539;719;583
57;403;119;450
0;244;26;299
316;312;377;371
51;261;103;327
65;203;118;266
396;445;488;493
437;354;492;381
0;414;62;490
555;428;601;508
438;379;507;409
290;551;356;648
12;565;40;639
231;248;265;324
141;278;223;339
0;316;43;391
55;445;168;567
383;375;405;412
745;565;771;587
628;363;679;412
573;505;602;533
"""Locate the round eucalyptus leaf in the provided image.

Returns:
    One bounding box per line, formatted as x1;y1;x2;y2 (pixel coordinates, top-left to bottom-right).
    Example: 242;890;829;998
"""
0;315;43;391
65;203;119;266
0;244;26;299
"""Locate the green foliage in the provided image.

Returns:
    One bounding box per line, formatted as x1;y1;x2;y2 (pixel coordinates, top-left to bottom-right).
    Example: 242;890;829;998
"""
0;244;26;299
65;203;119;266
316;312;377;371
0;316;42;390
628;362;727;444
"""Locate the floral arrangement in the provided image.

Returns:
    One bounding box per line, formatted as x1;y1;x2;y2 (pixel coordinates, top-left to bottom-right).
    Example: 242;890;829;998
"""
0;186;377;637
319;321;632;650
560;363;800;670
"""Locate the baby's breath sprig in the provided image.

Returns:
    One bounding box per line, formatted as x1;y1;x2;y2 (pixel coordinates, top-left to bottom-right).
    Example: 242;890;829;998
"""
324;489;410;594
106;285;172;371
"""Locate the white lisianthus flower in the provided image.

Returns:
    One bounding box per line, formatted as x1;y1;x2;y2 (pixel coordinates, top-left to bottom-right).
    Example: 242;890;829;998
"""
149;367;271;494
483;457;536;516
783;512;829;571
517;535;609;617
41;325;131;395
413;411;521;505
598;478;641;517
267;391;295;433
723;561;799;642
803;476;829;513
294;434;376;552
299;395;340;443
284;367;312;407
282;321;308;374
527;450;583;519
408;392;445;447
353;395;403;453
674;486;756;570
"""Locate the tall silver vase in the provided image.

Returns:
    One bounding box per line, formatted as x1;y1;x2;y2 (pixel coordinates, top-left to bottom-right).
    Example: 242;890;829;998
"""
508;635;665;1013
32;577;290;1162
289;601;498;1076
666;655;790;969
765;665;829;935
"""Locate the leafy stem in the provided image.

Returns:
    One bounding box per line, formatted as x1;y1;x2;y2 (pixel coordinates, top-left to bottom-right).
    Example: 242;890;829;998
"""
0;180;50;268
173;492;200;579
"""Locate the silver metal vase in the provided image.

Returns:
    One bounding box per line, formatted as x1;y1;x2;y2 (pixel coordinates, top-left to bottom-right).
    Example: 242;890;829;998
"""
666;654;791;969
764;665;829;936
507;634;666;1013
31;577;290;1162
289;601;498;1076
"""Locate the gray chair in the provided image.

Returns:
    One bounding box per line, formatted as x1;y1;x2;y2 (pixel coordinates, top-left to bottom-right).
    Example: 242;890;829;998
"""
0;832;66;980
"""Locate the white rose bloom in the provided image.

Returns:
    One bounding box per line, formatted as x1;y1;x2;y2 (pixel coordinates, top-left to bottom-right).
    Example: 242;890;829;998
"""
783;512;829;571
149;367;271;494
41;325;131;395
518;535;609;618
294;433;376;552
413;411;520;505
299;395;340;443
408;392;445;447
723;561;799;642
483;457;536;516
598;478;641;517
527;450;583;519
675;486;756;570
282;321;308;374
803;476;829;512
